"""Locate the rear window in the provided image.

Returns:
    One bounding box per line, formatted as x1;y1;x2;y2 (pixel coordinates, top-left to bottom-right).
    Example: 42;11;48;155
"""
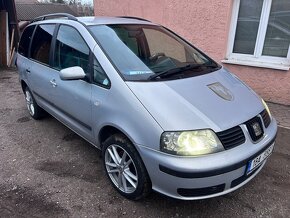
18;25;35;57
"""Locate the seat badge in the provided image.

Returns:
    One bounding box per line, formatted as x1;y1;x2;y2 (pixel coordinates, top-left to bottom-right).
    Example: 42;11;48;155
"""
252;122;262;137
208;82;234;101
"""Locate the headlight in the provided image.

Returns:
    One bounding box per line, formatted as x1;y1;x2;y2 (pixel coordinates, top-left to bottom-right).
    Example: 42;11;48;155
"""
160;129;224;156
261;99;272;118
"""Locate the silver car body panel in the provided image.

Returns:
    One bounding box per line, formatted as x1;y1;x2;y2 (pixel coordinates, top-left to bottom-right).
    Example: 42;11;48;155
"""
126;68;264;132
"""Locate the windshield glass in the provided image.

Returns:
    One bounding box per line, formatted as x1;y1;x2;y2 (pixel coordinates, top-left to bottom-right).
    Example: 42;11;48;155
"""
89;24;220;81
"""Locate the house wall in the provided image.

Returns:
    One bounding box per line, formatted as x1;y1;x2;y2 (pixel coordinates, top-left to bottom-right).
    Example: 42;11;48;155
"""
94;0;290;105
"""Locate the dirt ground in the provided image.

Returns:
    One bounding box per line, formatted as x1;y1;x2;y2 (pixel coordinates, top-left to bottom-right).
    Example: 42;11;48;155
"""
0;68;289;218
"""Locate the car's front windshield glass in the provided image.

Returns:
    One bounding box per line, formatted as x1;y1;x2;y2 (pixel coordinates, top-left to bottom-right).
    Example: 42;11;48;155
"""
89;24;220;81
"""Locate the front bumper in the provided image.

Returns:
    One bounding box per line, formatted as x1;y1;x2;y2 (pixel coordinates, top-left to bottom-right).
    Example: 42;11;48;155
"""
138;118;277;200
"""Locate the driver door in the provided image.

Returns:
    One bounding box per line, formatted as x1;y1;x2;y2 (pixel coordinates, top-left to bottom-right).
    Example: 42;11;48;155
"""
49;25;93;141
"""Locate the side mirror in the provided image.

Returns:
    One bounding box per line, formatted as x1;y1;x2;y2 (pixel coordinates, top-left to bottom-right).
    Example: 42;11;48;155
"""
59;66;86;80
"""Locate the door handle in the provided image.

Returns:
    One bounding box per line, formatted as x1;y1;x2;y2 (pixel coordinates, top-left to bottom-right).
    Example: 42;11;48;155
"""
50;79;57;87
26;69;31;74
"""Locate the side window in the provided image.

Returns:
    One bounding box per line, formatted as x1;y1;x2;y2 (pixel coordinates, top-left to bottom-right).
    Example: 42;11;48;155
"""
18;25;35;57
54;25;90;74
93;58;110;87
30;24;55;65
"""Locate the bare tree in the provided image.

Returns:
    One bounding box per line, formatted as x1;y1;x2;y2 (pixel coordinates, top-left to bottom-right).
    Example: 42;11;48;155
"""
54;0;66;3
69;0;77;5
41;0;66;3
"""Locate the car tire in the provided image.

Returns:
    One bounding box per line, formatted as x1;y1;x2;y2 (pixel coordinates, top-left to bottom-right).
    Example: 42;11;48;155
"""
24;87;45;120
102;134;152;200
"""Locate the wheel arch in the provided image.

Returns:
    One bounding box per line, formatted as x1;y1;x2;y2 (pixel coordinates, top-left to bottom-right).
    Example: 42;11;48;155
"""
98;125;134;148
97;124;152;177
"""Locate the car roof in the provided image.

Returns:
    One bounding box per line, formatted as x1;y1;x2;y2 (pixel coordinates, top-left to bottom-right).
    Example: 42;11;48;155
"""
77;16;156;26
30;14;158;26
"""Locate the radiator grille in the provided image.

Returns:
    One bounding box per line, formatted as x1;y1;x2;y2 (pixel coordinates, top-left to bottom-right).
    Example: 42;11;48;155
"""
217;110;271;149
216;126;245;149
260;109;271;128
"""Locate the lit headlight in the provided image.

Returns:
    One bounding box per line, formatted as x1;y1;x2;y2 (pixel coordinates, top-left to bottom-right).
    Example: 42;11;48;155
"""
160;129;224;156
261;99;272;118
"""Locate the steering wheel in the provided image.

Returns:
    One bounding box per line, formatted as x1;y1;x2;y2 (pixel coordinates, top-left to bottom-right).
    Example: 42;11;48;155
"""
149;52;166;62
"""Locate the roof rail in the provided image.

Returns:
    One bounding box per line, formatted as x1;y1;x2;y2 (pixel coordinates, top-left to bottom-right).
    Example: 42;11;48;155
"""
117;16;151;22
31;13;77;23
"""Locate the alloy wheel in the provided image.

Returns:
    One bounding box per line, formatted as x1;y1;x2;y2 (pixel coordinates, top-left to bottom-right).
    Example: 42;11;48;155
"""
104;144;138;193
25;90;35;116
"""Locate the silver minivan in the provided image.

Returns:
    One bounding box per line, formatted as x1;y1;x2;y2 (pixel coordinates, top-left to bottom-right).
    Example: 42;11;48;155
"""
17;14;277;200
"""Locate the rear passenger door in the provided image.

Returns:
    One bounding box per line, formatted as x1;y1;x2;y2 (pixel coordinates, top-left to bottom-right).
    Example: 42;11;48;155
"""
50;25;93;140
28;24;57;106
17;25;36;84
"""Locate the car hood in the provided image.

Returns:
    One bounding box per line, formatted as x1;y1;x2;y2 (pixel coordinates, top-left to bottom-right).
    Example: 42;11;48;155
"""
126;68;264;132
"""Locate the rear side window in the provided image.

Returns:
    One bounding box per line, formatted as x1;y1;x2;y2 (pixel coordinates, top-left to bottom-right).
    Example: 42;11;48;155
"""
30;24;55;65
53;25;90;73
18;25;35;57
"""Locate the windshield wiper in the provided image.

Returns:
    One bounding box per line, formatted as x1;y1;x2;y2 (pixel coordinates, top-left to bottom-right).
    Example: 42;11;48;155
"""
203;63;220;68
148;64;202;80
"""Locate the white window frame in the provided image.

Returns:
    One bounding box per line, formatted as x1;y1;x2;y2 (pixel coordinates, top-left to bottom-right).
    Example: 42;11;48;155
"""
222;0;290;71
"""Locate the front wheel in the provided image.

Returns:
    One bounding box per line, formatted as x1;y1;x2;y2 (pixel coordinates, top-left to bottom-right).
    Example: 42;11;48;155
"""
102;134;151;200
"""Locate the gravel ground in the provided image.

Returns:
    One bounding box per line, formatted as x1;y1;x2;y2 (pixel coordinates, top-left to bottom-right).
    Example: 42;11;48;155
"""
0;68;289;218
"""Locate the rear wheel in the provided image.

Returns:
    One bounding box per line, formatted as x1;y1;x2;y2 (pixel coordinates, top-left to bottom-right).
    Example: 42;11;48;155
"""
24;87;45;119
102;134;151;200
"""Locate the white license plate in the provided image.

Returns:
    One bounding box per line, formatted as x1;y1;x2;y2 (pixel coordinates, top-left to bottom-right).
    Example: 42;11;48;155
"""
246;143;274;174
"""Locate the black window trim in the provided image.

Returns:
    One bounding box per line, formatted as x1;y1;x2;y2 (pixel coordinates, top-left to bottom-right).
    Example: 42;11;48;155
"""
49;23;60;67
28;24;37;58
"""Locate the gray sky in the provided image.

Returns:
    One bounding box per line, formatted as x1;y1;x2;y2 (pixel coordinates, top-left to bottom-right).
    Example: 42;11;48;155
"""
80;0;93;4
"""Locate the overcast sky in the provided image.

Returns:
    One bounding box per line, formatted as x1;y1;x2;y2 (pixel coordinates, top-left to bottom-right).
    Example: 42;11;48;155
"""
81;0;93;4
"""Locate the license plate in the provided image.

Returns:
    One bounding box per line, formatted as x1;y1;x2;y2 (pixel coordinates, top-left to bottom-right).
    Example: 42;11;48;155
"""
246;143;274;175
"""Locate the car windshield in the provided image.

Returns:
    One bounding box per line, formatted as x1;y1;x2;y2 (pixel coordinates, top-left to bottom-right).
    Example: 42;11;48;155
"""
89;24;220;81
